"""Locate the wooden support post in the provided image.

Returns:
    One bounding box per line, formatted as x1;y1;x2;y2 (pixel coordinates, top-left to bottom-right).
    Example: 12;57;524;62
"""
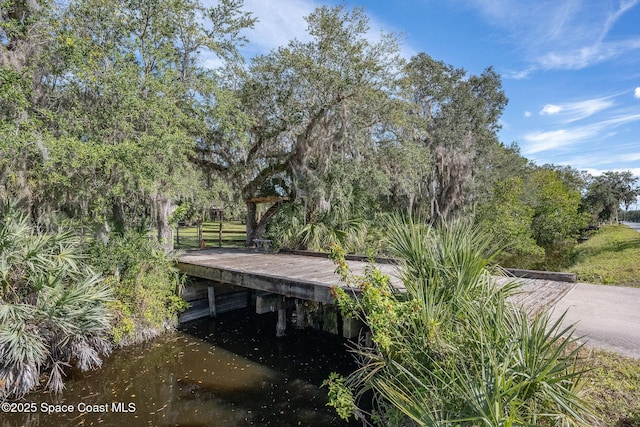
197;223;203;248
176;225;180;246
218;222;222;248
276;297;286;337
208;286;216;317
295;299;305;329
342;316;365;339
365;330;373;348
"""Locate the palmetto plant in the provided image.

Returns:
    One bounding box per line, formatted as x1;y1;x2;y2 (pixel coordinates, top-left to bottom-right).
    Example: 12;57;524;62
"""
0;202;112;399
327;215;593;426
267;199;376;254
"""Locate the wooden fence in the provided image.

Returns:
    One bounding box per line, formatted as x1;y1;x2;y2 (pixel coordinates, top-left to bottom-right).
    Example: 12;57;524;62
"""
175;221;246;249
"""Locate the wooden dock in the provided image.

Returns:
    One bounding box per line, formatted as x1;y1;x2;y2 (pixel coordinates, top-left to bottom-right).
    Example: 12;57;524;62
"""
178;248;401;305
177;249;575;333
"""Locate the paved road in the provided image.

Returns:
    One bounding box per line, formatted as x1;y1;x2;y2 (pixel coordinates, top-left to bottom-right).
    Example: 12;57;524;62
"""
548;221;640;359
622;221;640;232
550;283;640;359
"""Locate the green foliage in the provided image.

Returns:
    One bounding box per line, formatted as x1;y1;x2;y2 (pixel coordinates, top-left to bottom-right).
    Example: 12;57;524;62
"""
0;68;31;116
401;53;508;221
0;202;113;399
568;224;640;287
322;372;356;421
1;0;255;246
476;177;544;268
625;210;640;222
238;5;401;241
326;215;593;426
584;171;639;222
0;0;596;270
87;231;188;344
170;202;191;225
527;168;589;247
474;151;598;270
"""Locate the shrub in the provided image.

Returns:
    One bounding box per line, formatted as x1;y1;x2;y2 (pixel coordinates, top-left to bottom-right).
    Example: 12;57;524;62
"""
0;202;112;399
86;231;188;345
326;215;593;426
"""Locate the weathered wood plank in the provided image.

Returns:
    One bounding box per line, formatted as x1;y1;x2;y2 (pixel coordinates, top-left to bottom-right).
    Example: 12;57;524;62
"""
178;261;339;304
179;307;210;323
216;291;250;313
276;297;286;337
256;293;280;314
181;282;209;302
179;290;251;323
178;249;573;315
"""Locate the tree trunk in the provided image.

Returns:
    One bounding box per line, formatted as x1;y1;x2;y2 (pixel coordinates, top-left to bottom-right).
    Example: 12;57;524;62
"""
112;201;125;232
156;194;174;252
245;201;258;246
95;221;110;244
407;193;415;217
246;200;286;246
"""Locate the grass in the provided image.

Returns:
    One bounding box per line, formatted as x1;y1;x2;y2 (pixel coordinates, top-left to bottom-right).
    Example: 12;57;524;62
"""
579;348;640;427
174;221;246;249
569;224;640;287
562;224;640;425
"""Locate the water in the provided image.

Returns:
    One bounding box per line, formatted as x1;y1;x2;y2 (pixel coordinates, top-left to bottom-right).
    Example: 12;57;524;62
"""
1;309;360;427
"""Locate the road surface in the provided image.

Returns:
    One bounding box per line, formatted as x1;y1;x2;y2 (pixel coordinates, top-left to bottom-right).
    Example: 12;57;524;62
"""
622;221;640;232
550;283;640;359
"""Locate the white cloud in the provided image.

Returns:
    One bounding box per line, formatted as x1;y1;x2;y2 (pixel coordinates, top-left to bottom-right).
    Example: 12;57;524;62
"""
523;128;595;154
200;54;226;70
523;112;640;154
599;112;640;127
564;151;640;168
583;168;640;178
464;0;640;70
215;0;414;61
635;87;640;99
560;97;616;122
503;67;535;80
238;0;318;56
538;38;640;70
538;96;616;122
524;110;532;118
540;104;562;115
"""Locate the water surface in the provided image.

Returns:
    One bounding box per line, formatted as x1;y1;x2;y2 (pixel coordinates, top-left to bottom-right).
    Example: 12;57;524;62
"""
2;309;359;426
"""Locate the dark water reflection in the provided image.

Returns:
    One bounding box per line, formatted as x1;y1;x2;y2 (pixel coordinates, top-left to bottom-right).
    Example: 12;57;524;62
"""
2;309;359;427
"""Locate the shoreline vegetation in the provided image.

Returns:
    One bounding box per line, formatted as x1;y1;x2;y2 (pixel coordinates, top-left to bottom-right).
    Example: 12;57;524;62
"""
321;218;640;426
0;203;187;399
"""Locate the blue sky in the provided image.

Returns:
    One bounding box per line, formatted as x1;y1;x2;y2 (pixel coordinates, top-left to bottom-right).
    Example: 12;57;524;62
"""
228;0;640;177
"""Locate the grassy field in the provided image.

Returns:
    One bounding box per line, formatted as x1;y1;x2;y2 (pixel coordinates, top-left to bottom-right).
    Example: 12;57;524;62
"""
174;221;246;249
580;348;640;426
569;224;640;287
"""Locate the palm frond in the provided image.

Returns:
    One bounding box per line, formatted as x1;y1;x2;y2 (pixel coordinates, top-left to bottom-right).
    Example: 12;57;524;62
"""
0;202;113;399
326;213;594;426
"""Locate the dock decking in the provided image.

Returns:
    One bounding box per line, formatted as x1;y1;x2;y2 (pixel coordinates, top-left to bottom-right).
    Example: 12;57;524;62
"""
177;248;574;313
178;249;402;305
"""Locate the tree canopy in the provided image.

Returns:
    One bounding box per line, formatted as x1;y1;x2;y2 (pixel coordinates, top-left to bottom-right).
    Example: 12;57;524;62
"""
1;0;637;262
584;171;639;222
